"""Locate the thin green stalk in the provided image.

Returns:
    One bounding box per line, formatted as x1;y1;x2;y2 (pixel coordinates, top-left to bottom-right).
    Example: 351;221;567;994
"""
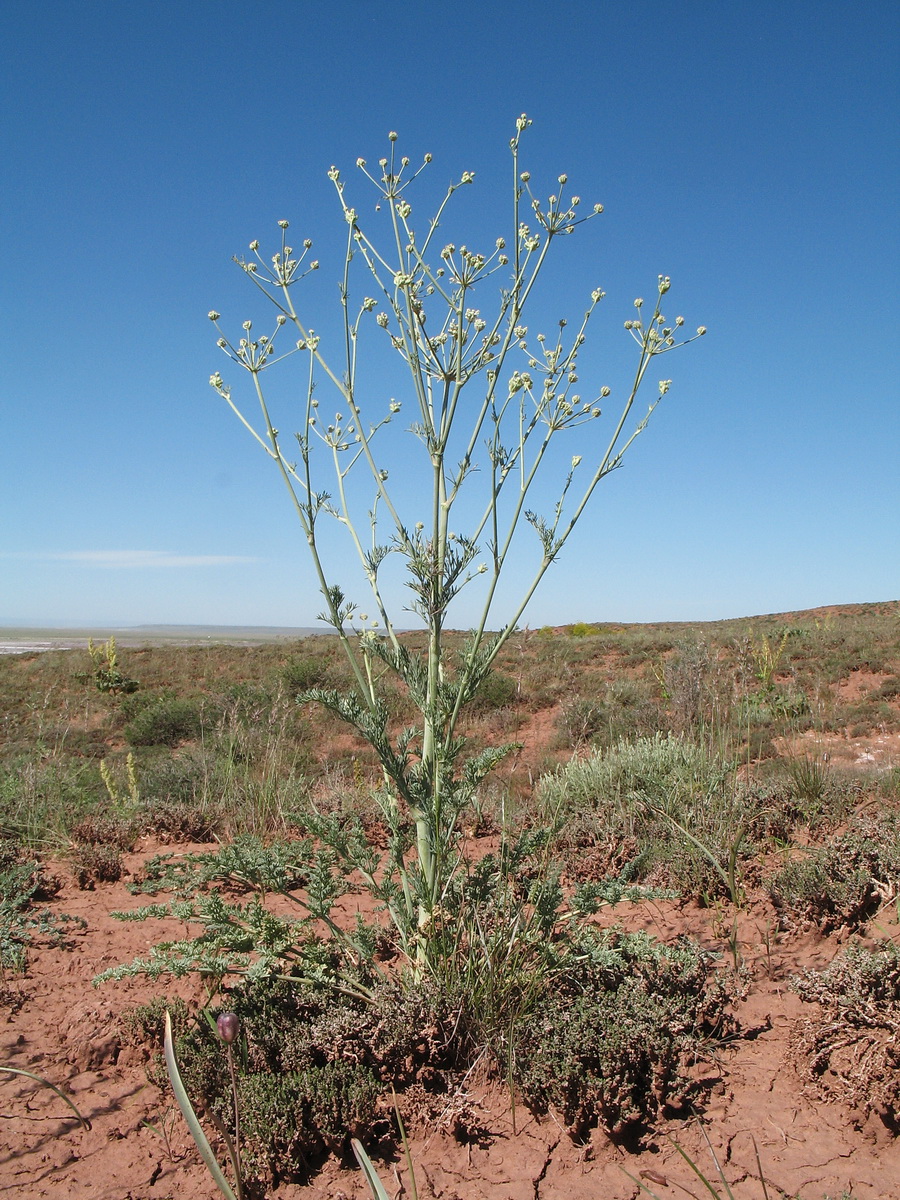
163;1012;240;1200
0;1065;92;1130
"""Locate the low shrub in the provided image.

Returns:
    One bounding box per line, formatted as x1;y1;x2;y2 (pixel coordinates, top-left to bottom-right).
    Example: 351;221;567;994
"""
0;841;78;971
104;811;742;1181
282;656;329;693
171;978;462;1183
512;929;739;1136
124;694;208;747
768;812;900;932
69;813;137;850
557;680;660;750
136;750;227;840
556;696;606;747
568;622;598;638
793;942;900;1125
471;670;519;712
538;733;744;899
124;994;191;1047
71;842;124;888
237;1064;381;1180
139;749;209;800
158;924;739;1182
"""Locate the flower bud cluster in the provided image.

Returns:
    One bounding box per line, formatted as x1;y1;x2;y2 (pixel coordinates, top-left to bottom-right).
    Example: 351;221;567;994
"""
508;370;533;394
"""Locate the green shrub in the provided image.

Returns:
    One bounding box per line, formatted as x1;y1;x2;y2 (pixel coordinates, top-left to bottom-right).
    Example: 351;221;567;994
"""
125;694;207;747
0;842;77;972
471;670;519;711
168;977;462;1183
568;622;598;638
140;749;211;805
513;929;739;1135
538;733;744;898
282;656;328;693
124;994;191;1047
234;1062;380;1181
769;813;900;932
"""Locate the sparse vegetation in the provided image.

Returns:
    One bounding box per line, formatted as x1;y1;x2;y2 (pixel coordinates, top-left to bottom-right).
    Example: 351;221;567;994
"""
0;838;78;973
0;599;898;1193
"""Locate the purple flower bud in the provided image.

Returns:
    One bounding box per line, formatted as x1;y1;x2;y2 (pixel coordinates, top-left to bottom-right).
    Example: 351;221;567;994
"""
217;1013;240;1044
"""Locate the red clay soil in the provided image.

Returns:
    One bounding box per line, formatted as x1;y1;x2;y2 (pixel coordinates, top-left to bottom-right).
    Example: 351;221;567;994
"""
3;834;900;1200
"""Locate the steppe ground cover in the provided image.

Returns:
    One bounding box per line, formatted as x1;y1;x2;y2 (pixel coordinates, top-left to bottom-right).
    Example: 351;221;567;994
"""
1;601;899;1196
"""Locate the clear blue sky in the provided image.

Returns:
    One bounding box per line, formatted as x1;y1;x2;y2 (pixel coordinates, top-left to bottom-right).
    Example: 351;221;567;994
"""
2;1;897;630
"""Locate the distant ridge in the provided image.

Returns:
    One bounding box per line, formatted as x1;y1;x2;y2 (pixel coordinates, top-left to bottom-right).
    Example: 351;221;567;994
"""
0;624;327;655
125;624;325;638
0;601;896;656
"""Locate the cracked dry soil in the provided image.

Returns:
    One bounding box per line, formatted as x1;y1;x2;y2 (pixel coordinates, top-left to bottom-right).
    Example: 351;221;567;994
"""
3;838;900;1200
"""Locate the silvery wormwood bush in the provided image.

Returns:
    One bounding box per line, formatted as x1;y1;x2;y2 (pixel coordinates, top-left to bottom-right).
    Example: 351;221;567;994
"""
207;115;705;970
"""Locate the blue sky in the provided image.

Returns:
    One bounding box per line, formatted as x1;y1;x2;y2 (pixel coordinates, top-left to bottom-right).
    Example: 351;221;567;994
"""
2;1;897;630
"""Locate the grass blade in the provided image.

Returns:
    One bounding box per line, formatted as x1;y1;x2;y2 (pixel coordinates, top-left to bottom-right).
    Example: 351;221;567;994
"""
392;1088;419;1200
351;1137;392;1200
0;1065;92;1130
163;1011;238;1200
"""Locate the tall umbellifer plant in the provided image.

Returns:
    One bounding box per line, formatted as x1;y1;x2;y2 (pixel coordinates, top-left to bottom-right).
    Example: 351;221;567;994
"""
208;115;704;967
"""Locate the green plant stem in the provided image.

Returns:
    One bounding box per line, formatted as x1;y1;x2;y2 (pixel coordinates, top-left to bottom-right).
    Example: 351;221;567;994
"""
225;1042;242;1193
0;1065;92;1130
163;1011;239;1200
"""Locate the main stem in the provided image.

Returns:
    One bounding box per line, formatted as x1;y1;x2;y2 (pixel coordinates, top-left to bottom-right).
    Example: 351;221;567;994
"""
418;443;447;924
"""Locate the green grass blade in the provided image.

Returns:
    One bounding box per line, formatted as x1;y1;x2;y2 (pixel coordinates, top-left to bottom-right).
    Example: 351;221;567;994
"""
392;1089;419;1200
670;1132;732;1199
0;1065;92;1130
351;1137;392;1200
163;1011;237;1200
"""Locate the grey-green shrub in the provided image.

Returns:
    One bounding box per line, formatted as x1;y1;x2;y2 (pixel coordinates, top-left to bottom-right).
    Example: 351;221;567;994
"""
537;733;743;897
769;813;900;932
